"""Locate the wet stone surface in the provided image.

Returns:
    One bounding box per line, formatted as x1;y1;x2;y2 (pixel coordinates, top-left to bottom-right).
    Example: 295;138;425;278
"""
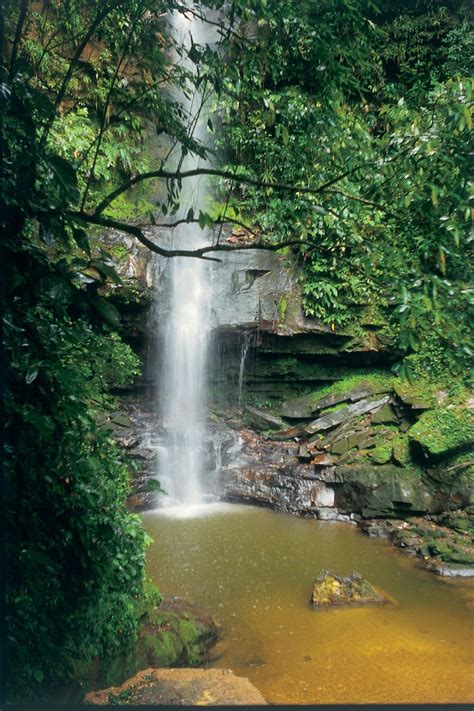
311;570;392;607
84;667;267;706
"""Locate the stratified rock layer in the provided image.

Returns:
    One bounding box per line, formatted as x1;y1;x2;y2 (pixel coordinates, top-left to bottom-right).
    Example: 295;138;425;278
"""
84;667;267;706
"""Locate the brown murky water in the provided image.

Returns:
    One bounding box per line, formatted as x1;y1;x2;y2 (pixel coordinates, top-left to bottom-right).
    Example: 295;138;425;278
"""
142;504;474;705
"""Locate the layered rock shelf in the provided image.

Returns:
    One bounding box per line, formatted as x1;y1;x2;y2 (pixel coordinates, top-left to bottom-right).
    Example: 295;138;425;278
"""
213;376;474;574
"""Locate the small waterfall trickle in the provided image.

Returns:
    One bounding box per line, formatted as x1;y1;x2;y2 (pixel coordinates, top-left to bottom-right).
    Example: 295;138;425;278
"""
155;6;218;510
238;332;253;406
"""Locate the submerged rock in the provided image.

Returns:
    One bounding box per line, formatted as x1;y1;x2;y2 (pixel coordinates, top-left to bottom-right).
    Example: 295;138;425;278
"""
84;667;267;706
310;571;391;607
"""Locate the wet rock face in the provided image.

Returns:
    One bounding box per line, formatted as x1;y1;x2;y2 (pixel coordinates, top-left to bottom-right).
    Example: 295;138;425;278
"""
100;230;154;361
217;428;345;520
216;377;473;574
310;571;391;607
334;464;433;518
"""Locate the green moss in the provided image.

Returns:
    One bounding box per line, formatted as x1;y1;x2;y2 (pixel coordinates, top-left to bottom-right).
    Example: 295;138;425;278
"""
143;630;183;667
392;434;411;466
409;407;474;459
178;619;200;646
320;401;351;415
308;371;395;403
278;295;288;321
369;444;392;465
393;378;438;408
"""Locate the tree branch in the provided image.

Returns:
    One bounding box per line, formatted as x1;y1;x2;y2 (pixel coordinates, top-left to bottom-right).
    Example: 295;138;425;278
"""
69;211;314;262
148;215;262;239
94;164;364;215
8;0;28;80
325;188;387;210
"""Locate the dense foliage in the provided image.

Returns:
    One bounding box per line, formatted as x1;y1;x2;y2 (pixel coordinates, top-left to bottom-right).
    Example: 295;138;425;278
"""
2;0;472;702
215;0;473;380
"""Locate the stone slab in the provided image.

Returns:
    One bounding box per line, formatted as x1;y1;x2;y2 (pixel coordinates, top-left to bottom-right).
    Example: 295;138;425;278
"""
305;395;390;435
84;667;267;706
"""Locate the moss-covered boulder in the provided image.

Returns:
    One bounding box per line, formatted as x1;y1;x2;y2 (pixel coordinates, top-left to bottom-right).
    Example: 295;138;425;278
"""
334;464;433;518
409;407;474;461
392;380;438;410
311;571;391;607
77;596;218;698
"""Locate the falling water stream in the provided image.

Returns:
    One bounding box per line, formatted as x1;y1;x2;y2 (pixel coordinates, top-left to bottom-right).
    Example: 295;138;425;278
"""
156;6;217;510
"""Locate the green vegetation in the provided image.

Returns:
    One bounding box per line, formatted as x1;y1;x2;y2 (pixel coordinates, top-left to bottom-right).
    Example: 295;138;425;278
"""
409;407;474;458
1;0;217;701
2;0;472;703
217;0;473;379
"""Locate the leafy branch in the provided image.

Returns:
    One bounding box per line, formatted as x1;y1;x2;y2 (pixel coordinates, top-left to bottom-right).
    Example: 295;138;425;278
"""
70;211;314;262
94;164;368;214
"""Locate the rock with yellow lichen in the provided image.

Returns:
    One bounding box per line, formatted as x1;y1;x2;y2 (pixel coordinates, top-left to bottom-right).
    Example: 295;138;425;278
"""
311;570;391;607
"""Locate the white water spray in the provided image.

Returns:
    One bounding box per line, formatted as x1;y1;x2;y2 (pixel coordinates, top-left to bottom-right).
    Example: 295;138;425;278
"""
156;6;218;508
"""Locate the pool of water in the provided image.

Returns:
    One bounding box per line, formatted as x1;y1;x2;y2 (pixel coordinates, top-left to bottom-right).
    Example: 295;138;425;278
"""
142;504;474;705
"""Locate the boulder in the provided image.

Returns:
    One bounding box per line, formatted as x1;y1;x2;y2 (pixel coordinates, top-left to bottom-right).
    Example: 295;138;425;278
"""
330;431;373;455
370;403;399;425
310;571;391;607
408;407;474;461
334;464;433;517
84;667;267;706
393;381;436;410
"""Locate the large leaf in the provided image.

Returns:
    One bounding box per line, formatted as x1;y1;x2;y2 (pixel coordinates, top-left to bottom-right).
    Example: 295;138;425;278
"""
90;294;121;328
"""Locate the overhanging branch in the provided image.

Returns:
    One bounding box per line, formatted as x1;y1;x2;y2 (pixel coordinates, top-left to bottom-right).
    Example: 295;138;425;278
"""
70;211;314;261
94;165;364;215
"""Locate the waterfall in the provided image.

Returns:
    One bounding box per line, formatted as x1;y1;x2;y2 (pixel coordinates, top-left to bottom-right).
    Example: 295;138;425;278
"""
238;332;252;406
155;6;218;509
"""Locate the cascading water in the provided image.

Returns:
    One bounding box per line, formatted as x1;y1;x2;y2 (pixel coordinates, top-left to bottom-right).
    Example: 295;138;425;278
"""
155;6;218;510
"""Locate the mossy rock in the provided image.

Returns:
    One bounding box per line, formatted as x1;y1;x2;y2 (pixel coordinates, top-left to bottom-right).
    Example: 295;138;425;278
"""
368;444;393;465
281;373;393;420
409;407;474;461
371;403;399;425
335;464;433;518
311;570;391;607
392;434;411;466
440;546;474;566
393;379;438;410
79;596;217;696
